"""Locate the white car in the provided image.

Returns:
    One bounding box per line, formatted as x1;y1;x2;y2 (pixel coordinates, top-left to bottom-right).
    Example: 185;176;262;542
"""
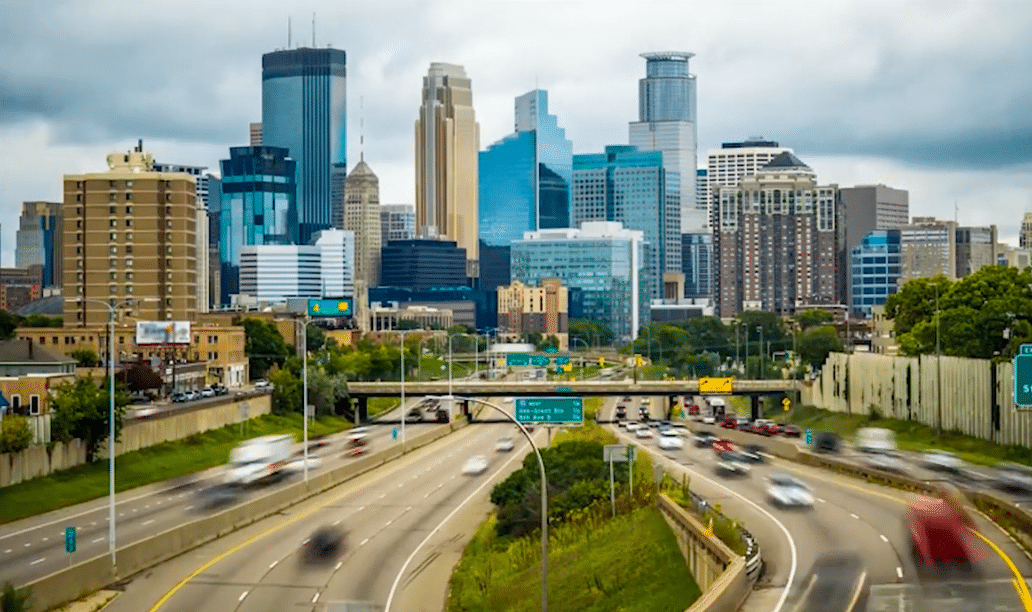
617;420;627;428
715;452;751;477
635;427;653;439
921;450;964;473
626;422;641;432
495;437;515;452
658;432;685;451
767;474;814;508
462;455;489;475
702;416;717;425
865;453;908;474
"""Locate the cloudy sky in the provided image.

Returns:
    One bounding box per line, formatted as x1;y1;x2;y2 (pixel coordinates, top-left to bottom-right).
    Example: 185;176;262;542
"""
2;0;1030;265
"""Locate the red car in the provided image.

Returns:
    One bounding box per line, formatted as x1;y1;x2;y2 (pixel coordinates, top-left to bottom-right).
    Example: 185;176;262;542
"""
779;424;802;438
712;438;735;454
719;416;738;429
906;492;978;571
751;421;780;436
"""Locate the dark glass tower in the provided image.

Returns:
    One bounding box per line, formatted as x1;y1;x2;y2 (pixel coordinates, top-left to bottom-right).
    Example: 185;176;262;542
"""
262;47;347;245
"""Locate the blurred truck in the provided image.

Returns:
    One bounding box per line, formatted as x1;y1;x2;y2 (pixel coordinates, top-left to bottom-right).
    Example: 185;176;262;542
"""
225;434;294;486
856;427;897;454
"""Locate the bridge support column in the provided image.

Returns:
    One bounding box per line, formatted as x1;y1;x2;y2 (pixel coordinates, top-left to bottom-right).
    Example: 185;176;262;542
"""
356;397;368;424
461;399;472;422
667;395;678;420
750;395;760;421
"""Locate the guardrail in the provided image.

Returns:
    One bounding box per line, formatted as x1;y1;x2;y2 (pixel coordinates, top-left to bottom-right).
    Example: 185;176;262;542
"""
17;417;468;612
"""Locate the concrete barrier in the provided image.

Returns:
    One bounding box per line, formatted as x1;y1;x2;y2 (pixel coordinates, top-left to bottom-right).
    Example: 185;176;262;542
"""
969;489;1032;553
19;419;466;611
657;494;751;612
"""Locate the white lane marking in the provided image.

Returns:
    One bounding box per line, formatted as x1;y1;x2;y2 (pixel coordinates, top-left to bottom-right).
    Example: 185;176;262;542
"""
385;519;394;526
3;549;10;554
896;566;903;578
156;501;161;505
423;492;430;498
379;493;386;499
334;561;343;570
312;593;320;603
269;560;278;569
92;537;105;543
332;520;341;526
184;506;193;511
238;591;248;601
30;558;45;565
880;534;889;543
360;538;369;546
91;521;97;526
132;509;137;513
142;520;155;526
850;513;860;519
119;513;125;517
41;537;48;542
144;505;150;509
23;543;30;547
816;498;826;503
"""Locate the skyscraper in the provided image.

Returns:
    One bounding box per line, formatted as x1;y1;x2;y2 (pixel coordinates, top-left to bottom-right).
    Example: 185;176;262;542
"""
219;146;296;305
1020;213;1032;249
341;160;382;288
380;204;415;244
262;47;347;245
250;122;262;146
15;201;62;289
706;138;790;215
415;63;480;278
851;230;902;318
837;184;909;313
63;143;198;326
629;52;698;231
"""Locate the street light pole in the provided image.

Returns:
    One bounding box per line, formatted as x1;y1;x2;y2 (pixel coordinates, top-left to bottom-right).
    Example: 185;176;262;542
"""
302;315;309;483
935;283;942;436
757;326;764;380
400;330;406;446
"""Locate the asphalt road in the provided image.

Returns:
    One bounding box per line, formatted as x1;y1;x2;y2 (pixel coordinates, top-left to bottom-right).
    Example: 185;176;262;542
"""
100;417;536;612
607;396;1032;612
0;400;435;588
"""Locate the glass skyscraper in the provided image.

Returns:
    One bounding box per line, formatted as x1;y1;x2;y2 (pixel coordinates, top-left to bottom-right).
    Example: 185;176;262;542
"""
479;89;572;246
219;146;296;305
629;52;699;232
571;145;667;299
262;47;346;245
851;230;901;317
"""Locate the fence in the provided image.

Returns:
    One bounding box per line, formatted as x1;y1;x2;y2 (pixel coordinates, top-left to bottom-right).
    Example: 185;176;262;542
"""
805;352;1032;447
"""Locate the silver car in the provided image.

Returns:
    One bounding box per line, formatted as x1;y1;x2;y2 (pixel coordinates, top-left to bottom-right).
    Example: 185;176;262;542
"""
767;474;814;508
921;450;964;473
715;452;751;477
996;462;1032;492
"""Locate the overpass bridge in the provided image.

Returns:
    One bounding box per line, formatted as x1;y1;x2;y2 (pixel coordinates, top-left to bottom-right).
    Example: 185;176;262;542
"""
343;379;801;422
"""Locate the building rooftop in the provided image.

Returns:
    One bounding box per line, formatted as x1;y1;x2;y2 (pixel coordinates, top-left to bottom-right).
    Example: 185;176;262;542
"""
0;338;75;365
14;295;63;316
762;151;811;170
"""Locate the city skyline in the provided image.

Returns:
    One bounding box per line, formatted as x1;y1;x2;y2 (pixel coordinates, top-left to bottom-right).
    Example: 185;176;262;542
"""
2;0;1031;267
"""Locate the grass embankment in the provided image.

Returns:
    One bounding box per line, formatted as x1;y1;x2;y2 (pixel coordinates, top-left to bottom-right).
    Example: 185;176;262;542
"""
447;508;701;612
662;476;747;556
0;413;352;525
780;404;1032;468
413;356;476;381
583;397;604;421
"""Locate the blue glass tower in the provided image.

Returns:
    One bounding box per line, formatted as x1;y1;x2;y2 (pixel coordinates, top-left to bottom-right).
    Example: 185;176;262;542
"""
262;47;346;246
479;90;572;246
571;145;666;298
219;146;296;305
851;230;901;317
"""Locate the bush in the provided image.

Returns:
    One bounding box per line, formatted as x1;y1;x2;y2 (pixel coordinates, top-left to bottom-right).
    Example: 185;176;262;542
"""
1;582;30;612
868;404;882;421
0;416;33;453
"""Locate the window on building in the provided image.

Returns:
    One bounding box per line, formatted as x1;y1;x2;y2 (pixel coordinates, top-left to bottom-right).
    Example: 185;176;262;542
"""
109;232;117;241
109;284;117;293
126;206;132;215
126;232;133;241
110;271;117;281
125;192;132;201
12;395;20;412
126;245;133;254
125;219;132;227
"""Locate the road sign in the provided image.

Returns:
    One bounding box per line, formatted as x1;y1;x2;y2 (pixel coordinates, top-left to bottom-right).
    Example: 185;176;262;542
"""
506;354;530;366
598;357;606;367
515;397;584;424
392;428;397;440
805;429;813;445
307;298;353;317
681;409;686;419
782;397;792;412
699;377;734;394
604;444;636;462
545;346;558;354
557;387;572;392
531;355;551;366
65;526;76;553
1015;344;1032;408
556;366;563;374
556;356;570;365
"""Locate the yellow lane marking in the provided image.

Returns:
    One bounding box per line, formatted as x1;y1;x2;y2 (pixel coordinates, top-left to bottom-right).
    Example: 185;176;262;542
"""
148;424;480;612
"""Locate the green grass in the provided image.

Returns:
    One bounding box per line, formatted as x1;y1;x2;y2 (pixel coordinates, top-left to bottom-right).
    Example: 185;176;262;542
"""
583;397;604;421
446;507;701;612
368;397;399;417
412;356;477;381
635;363;670;381
780;404;1032;468
0;413;353;525
663;478;747;556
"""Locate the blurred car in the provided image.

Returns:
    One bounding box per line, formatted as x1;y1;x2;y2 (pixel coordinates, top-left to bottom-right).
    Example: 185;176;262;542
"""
719;416;738;429
701;415;717;425
906;491;978;573
865;452;908;474
171;392;187;403
767;474;814;508
495;437;515;452
712;438;735;454
617;420;627;428
779;424;802;438
284;455;322;474
995;462;1032;492
788;552;869;612
626;422;641;432
304;526;347;564
694;432;718;447
462;455;489;475
715;452;752;477
751;420;779;436
658;431;685;451
736;418;753;432
812;432;841;453
921;450;964;474
739;444;765;463
345;433;369;457
635;427;654;439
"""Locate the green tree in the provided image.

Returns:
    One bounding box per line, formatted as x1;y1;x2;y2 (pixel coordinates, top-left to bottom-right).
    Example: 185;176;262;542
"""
678;316;731;358
797;325;844;369
0;416;33;453
569;318;615;348
269;366;301;415
305;323;326;354
537;335;560;351
884;275;953;337
70;348;99;367
115;362;164;392
242;318;290;380
0;311;19;340
738;311;789;358
23;314;62;328
682;352;721;378
794;309;833;330
1;582;31;612
395;319;421;330
50;377;129;462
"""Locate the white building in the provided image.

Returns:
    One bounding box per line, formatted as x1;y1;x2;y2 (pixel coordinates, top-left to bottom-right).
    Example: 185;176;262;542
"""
239;229;354;305
706;138;790;223
381;203;416;244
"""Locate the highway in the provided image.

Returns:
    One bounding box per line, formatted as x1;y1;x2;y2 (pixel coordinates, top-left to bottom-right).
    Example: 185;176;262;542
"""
608;396;1032;612
0;401;437;588
100;417;535;612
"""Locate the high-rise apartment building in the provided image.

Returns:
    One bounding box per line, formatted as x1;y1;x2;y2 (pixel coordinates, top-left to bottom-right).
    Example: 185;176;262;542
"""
706;138;790;213
63;143;198;326
899;217;958;282
1021;213;1032;249
249;122;262;146
571;145;668;298
713;152;840;317
479;89;572;245
629;52;698;231
341;160;381;288
238;228;354;304
955;225;998;277
511;221;652;341
262;47;347;245
851;230;901;317
15;201;62;289
838;184;909;313
380;204;415;244
218;146;296;305
681;231;711;300
415;63;480;278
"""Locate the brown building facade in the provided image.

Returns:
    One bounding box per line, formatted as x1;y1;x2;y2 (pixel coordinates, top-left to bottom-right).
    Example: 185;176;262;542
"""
497;279;569;349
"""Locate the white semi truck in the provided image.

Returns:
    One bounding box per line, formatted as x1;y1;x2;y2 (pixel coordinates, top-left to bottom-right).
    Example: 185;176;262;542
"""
225;434;294;486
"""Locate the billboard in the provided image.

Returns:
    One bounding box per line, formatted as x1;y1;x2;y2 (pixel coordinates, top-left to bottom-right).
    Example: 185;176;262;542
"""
135;321;191;345
307;298;353;317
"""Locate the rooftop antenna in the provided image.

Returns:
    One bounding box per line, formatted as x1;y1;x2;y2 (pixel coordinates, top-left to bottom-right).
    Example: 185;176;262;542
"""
312;12;316;47
360;95;364;162
288;16;292;49
955;200;958;225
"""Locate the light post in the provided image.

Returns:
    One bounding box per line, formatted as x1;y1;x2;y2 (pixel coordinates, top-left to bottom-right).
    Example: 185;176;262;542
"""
934;282;942;436
447;333;478;398
570;337;588;373
757;326;764;380
302;315;309;483
76;297;155;569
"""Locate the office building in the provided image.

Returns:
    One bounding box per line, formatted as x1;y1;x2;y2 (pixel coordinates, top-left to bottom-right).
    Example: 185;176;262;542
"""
713;152;840;317
340;160;381;288
249;122;262;146
837;184;909;311
63;142;198;326
15;201;62;289
262;47;347;245
380;239;467;291
218;146;296;305
151;163;215;210
955;225;998;277
478;241;511;295
1021;213;1032;249
571;145;668;298
705;138;790;218
479;89;572;246
999;246;1032;270
380;204;415;244
851;230;901;318
497;279;569;349
239;228;354;304
415;63;480;278
681;231;712;300
368;286;490;329
629;52;699;231
898;217;958;282
0;267;43;313
511;221;651;341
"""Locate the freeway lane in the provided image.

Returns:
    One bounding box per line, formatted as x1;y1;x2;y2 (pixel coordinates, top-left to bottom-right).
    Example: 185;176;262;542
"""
100;418;534;612
0;402;434;588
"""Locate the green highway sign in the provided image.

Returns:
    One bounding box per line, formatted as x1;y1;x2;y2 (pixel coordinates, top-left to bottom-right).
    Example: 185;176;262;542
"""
1015;344;1032;408
545;346;559;354
805;429;813;446
65;526;76;553
506;354;530;366
556;356;570;365
531;355;551;366
308;298;353;317
515;396;584;424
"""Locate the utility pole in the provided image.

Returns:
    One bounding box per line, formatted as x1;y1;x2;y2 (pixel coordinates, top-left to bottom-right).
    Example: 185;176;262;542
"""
935;282;942;437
